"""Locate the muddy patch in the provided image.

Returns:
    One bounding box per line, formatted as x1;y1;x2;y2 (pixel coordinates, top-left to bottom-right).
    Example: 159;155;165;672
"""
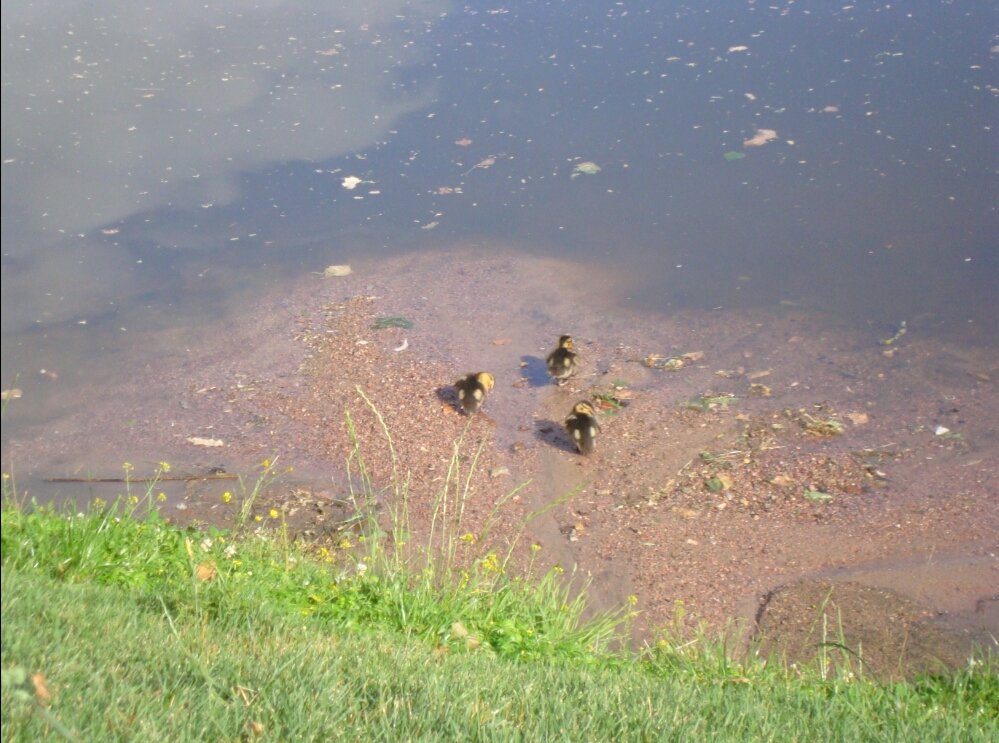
755;577;996;680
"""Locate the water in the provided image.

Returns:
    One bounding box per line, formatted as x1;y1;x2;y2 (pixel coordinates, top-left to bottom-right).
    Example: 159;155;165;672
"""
3;0;997;444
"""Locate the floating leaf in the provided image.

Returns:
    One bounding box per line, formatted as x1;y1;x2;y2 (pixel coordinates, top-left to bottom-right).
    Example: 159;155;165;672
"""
371;316;413;330
463;156;497;176
724;150;746;161
187;437;224;448
572;161;602;177
743;128;778;147
804;490;833;503
706;474;734;492
323;264;352;277
846;412;869;426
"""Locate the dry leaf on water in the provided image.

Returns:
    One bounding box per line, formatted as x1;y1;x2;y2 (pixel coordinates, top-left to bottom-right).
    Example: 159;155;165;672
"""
743;128;778;147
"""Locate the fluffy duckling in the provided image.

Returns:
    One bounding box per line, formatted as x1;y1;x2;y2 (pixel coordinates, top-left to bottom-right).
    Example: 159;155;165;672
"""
454;372;495;415
546;334;578;386
564;401;600;455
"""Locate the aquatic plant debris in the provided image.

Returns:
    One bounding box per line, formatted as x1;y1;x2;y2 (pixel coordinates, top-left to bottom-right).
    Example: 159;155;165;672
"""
323;265;352;278
341;176;363;190
571;161;602;178
593;393;627;412
880;320;908;346
786;410;845;437
724;150;746;161
371;316;414;330
644;351;704;371
687;393;737;412
803;490;833;503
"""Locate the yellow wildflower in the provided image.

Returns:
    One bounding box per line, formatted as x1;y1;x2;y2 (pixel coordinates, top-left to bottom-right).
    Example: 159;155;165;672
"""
481;552;500;574
222;491;232;504
269;508;279;519
157;492;167;502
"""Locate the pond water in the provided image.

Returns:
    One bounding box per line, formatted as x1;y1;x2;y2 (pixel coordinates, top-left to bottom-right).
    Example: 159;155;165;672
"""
3;0;997;442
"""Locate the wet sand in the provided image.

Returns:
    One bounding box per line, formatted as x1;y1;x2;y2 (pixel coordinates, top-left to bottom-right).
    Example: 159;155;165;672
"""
3;247;997;676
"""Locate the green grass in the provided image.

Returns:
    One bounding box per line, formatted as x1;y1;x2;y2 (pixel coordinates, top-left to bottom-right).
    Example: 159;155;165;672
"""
2;391;997;740
3;499;996;741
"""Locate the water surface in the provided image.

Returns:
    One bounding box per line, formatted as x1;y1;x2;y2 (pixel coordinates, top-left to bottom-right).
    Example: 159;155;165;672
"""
3;0;997;443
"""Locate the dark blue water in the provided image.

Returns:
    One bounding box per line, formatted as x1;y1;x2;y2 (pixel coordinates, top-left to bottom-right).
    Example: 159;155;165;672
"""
2;0;997;435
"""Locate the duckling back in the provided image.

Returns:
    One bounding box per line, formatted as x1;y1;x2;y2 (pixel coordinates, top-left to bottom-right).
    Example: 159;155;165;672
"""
455;371;494;414
565;401;599;455
546;335;577;385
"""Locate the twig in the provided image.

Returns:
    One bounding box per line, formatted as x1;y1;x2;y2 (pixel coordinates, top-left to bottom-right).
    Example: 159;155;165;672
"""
44;473;238;484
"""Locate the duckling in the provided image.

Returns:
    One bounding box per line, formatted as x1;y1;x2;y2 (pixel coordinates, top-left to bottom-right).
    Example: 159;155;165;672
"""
564;401;600;455
546;334;578;386
454;372;495;415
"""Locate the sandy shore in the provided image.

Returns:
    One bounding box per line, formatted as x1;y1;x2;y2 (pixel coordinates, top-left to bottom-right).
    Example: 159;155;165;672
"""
4;247;997;674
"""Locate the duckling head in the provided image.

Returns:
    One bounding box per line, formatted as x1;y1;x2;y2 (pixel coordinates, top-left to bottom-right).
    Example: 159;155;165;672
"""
475;371;495;392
